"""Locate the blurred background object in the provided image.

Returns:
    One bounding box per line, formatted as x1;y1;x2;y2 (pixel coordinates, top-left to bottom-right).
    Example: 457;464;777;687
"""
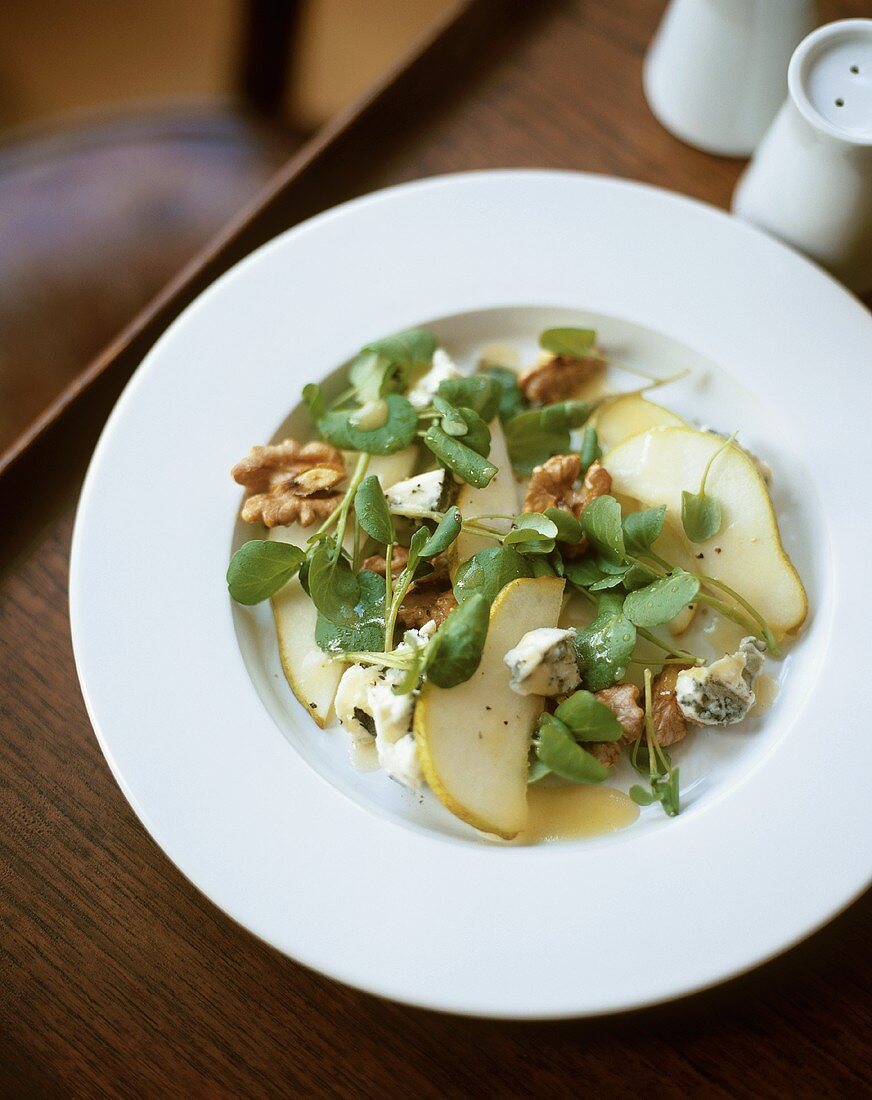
0;0;451;455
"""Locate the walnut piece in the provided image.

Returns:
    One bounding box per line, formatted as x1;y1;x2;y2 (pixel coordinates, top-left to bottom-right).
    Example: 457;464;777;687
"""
651;665;690;747
596;683;645;742
361;546;410;577
582;739;623;768
232;439;346;528
397;589;458;631
519;354;603;405
523;456;612;557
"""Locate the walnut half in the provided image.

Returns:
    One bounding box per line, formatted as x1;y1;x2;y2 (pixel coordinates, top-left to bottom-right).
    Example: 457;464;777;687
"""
518;354;603;405
523;455;612;555
232;439;346;528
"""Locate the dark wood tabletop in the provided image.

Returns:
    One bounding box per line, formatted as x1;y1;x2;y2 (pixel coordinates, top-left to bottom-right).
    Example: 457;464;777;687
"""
3;2;870;1096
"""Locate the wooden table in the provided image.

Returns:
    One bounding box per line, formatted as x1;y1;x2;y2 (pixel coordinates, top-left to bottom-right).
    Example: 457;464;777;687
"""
3;2;870;1095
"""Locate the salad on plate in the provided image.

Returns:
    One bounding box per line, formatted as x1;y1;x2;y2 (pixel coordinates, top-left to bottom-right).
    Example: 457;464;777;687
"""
227;326;807;840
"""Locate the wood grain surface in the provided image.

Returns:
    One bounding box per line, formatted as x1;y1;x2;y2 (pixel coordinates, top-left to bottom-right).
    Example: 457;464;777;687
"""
2;2;870;1096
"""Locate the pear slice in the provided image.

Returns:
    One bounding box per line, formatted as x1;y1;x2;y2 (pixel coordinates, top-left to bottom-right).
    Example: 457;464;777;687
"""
604;427;807;637
452;418;520;565
414;576;565;838
267;446;418;726
592;393;686;451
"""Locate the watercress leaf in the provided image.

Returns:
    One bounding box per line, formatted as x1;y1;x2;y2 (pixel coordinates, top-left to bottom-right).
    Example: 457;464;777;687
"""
318;393;418;455
622;561;660;591
418;508;462;558
453;545;532;605
563;558;606;590
454;407;491;457
227;540;305;605
623;505;667;554
363;328;437;376
405;526;431;578
503;512;559;546
302;382;327;424
544;507;583;544
579;425;601;473
595;557;631;576
580;495;625;565
437;375;501;423
432;395;468;437
539;327;597;359
481;365;528;422
623;571;700;628
504;401;596;473
527;758;551;784
681;490;723;543
348;350;400;401
354;475;394;545
307;540;360;626
315;571;386;654
425;593;490;688
423;425;497;488
629;784;658;806
529;556;557;578
588;574;625;591
554;690;623;742
575;592;637;691
654;767;681;816
535;714;611;784
551;550;566;577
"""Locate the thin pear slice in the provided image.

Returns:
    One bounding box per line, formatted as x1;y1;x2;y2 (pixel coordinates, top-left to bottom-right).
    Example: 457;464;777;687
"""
604;427;807;636
592;393;686;451
415;576;565;838
452;418;520;565
267;446;417;726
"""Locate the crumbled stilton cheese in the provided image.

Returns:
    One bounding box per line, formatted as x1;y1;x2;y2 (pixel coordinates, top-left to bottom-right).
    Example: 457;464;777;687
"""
334;620;437;789
384;469;449;514
503;627;581;697
406;348;462;409
675;636;766;726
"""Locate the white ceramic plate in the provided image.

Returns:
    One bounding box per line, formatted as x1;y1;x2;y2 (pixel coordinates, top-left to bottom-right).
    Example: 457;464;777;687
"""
71;171;872;1019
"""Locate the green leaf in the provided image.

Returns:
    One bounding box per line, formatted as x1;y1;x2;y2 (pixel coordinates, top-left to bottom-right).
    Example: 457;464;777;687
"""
432;395;468;437
544;507;583;545
423;425;497;488
681;490;723;543
348;351;399;401
629;784;658;807
437;376;501;423
575;592;637;691
564;557;606;590
539;327;597;359
481;365;528;422
654;768;681;816
315;571;386;654
319;394;418;455
307;540;360;626
622;561;660;591
579;426;601;473
622;505;666;554
302;382;327;423
354;475;394;545
453;545;533;605
527;758;551;784
227;540;305;605
425;594;490;688
554;690;622;742
364;328;437;374
623;571;700;628
504;512;558;547
580;495;625;565
529;556;557;578
504;401;595;473
418;508;462;558
535;715;610;784
588;574;625;592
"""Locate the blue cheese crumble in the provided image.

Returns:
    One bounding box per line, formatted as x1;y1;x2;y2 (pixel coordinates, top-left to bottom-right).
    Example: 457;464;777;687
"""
675;637;766;726
503;627;580;697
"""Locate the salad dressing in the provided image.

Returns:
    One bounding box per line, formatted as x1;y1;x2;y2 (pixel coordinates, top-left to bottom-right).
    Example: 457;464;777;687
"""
518;785;638;844
750;673;779;716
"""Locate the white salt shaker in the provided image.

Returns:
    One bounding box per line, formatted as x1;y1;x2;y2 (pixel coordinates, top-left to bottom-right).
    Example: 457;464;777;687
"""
644;0;817;156
733;20;872;293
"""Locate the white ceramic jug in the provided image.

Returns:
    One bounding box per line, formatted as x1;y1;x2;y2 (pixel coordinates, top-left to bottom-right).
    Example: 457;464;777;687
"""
644;0;817;156
733;19;872;294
